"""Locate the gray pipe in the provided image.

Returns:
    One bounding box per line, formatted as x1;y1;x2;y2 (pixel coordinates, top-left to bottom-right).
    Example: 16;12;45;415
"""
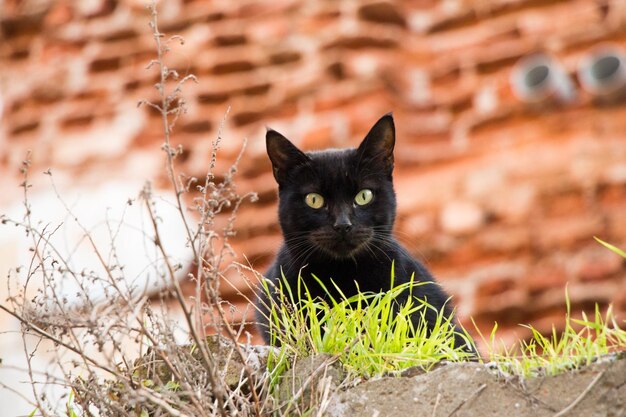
510;54;576;105
578;45;626;103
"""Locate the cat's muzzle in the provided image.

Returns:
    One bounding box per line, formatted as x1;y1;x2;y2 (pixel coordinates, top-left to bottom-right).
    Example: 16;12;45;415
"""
310;228;373;259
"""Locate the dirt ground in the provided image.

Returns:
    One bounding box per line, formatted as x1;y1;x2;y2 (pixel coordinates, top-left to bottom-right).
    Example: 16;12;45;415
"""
280;354;626;417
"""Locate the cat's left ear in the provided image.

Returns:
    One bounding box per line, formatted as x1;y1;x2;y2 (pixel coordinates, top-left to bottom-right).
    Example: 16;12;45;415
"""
266;128;311;183
356;113;395;175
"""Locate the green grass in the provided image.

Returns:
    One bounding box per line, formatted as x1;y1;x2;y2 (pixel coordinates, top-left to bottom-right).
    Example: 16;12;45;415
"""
595;236;626;258
262;240;626;384
478;295;626;377
261;267;475;382
479;237;626;377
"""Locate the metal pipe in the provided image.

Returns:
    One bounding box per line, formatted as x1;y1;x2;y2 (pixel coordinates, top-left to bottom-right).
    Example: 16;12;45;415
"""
578;44;626;103
510;53;576;105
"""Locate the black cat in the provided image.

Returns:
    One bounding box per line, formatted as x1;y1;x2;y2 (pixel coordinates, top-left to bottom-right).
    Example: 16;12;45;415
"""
255;113;471;351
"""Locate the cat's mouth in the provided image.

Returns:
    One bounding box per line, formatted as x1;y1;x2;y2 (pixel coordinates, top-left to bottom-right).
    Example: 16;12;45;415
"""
309;228;373;259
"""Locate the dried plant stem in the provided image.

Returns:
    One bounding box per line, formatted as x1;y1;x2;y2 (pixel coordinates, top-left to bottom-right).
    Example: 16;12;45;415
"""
142;190;232;416
147;1;198;262
0;1;268;415
447;384;487;417
552;371;605;417
145;2;235;415
0;304;120;378
145;1;263;415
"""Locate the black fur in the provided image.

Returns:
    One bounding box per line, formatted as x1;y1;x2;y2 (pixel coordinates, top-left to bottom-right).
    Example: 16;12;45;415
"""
256;114;470;351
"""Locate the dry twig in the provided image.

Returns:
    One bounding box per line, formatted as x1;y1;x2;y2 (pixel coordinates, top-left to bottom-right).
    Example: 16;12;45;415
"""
0;1;267;416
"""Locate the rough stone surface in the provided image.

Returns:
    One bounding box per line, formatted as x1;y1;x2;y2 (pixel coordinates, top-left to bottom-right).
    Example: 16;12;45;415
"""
278;354;345;413
320;356;626;417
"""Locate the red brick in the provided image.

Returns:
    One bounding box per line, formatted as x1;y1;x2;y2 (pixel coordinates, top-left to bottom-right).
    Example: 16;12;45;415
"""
229;204;279;239
535;215;604;251
487;184;538;224
401;212;435;240
299;6;340;35
542;191;588;218
75;0;116;18
602;163;626;185
571;244;625;281
345;92;394;139
615;287;626;317
395;168;458;213
477;225;531;254
430;77;477;109
313;82;379;113
231;233;282;269
439;200;485;236
44;3;73;26
463;167;506;200
527;308;571;336
423;17;515;53
607;210;626;242
476;277;517;299
473;298;527;323
526;259;569;295
247;15;291;42
450;261;527;317
237;172;277;205
341;50;393;80
300;124;334;150
567;283;618;306
600;181;626;203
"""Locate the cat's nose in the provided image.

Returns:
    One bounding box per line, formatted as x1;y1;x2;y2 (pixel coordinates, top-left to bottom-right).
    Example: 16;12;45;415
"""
333;220;352;234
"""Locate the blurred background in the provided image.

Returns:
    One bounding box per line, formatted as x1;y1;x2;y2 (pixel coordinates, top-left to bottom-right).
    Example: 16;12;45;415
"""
1;0;626;407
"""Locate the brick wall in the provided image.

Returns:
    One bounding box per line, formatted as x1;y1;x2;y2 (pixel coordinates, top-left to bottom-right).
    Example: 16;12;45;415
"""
2;0;626;346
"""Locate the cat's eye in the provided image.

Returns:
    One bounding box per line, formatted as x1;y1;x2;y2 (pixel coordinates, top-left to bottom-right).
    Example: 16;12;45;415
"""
354;189;373;206
305;193;325;209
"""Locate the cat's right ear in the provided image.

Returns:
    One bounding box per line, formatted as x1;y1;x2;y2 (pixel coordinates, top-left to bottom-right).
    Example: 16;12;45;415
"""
356;113;395;176
266;129;310;183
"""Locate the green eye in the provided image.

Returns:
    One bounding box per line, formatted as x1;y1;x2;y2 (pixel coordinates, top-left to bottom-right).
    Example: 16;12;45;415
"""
355;189;373;206
305;193;325;209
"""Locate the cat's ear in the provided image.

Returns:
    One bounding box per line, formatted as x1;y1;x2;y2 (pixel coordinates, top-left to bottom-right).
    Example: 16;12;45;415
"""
266;129;310;182
356;113;395;175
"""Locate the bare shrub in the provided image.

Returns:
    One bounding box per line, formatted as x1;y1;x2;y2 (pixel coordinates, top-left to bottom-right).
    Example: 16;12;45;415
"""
0;2;271;416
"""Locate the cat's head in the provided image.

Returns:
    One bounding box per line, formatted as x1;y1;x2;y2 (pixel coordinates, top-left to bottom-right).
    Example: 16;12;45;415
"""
266;113;397;260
